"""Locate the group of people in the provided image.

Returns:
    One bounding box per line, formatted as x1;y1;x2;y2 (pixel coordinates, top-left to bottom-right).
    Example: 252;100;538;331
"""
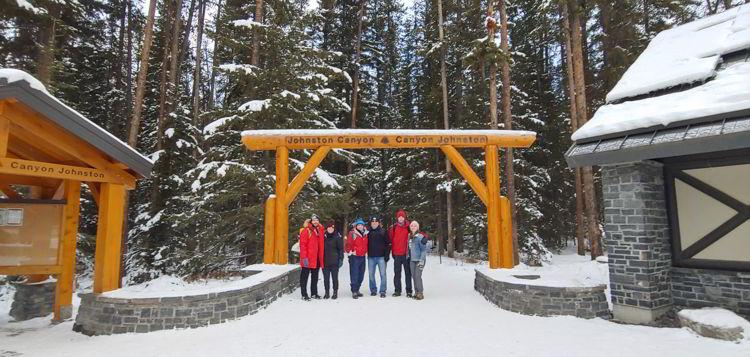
298;209;429;301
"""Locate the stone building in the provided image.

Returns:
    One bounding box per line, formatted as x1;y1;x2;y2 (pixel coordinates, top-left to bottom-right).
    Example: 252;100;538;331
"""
565;5;750;324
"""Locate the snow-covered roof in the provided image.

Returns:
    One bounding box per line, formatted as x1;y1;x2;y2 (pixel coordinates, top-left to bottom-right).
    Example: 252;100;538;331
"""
606;4;750;103
572;61;750;141
0;68;153;178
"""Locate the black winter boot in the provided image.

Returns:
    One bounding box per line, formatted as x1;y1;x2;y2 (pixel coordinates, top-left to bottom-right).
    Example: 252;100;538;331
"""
324;292;330;299
393;292;401;297
332;291;338;300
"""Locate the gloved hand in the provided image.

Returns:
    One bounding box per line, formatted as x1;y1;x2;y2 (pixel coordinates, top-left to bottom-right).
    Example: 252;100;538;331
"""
338;258;343;269
303;258;309;267
418;261;425;269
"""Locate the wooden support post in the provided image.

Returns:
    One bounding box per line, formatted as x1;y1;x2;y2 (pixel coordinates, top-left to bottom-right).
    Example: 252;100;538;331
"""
274;147;289;264
500;196;513;268
93;183;126;292
285;146;330;206
54;180;80;321
441;145;488;206
0;116;9;157
263;196;276;264
485;145;501;269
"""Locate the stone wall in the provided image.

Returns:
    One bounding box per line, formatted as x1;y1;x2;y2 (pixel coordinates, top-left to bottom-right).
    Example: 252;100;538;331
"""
73;267;300;335
474;270;610;319
671;267;750;318
601;161;673;323
9;280;56;321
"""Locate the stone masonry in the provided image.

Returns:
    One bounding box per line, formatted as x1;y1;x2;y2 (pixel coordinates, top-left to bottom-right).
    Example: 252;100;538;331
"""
672;267;750;318
601;161;673;323
9;280;57;321
73;267;300;335
474;270;610;319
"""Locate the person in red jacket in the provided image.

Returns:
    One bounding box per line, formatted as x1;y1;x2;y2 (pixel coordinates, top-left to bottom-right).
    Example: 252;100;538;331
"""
389;209;413;297
299;214;325;300
345;218;368;299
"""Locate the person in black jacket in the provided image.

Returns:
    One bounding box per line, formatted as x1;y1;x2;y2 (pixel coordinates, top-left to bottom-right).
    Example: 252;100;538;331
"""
367;216;391;298
322;220;344;299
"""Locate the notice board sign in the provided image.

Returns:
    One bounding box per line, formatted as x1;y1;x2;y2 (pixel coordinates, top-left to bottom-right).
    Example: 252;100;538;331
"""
0;200;65;267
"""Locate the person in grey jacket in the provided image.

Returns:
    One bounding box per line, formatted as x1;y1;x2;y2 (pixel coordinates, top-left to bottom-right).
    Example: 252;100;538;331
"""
408;220;428;300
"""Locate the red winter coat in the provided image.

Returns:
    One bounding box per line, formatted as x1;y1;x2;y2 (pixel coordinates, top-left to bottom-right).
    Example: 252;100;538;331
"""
389;222;410;256
345;229;368;256
300;224;325;268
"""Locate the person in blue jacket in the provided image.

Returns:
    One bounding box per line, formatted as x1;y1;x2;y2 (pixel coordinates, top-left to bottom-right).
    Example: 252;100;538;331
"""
408;220;428;300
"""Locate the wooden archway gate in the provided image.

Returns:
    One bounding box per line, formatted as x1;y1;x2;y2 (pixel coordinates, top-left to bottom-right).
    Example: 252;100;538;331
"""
242;129;536;269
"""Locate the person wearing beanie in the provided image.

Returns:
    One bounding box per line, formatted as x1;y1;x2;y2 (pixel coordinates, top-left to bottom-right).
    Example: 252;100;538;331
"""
367;216;391;298
408;220;428;300
299;214;325;300
388;209;412;297
322;220;344;299
345;218;368;298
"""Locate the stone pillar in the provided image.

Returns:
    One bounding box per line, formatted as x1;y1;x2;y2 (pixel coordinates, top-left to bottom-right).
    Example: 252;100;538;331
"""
601;161;672;324
9;280;57;321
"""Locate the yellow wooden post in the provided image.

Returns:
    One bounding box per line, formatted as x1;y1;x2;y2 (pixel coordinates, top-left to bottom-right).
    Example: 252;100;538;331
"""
93;183;125;292
263;196;276;264
54;180;80;320
485;145;501;269
274;147;289;264
500;196;513;268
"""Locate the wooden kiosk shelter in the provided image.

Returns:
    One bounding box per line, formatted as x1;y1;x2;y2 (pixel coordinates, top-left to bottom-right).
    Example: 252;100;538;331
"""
0;70;152;320
242;129;536;269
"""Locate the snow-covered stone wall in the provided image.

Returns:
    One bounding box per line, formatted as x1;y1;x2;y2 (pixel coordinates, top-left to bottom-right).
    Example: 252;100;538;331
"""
672;268;750;318
474;270;610;319
73;267;300;335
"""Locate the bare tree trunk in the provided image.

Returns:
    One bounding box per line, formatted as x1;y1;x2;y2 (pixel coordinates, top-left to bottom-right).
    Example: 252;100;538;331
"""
561;2;586;256
193;0;206;127
437;0;455;258
209;0;224;109
349;0;366;174
128;0;158;147
488;0;497;131
498;0;518;264
569;0;602;259
37;5;60;86
251;0;264;67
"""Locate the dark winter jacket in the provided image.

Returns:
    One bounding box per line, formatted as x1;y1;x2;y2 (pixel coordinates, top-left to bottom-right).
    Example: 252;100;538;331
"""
367;226;391;258
388;222;410;256
323;230;344;266
300;224;325;269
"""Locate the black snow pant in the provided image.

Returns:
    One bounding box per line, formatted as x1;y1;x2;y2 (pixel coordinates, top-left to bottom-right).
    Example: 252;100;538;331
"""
322;264;339;294
393;255;412;294
300;267;320;297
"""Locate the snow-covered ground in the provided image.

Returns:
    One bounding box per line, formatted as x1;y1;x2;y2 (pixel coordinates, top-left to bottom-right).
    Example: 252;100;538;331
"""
1;250;749;357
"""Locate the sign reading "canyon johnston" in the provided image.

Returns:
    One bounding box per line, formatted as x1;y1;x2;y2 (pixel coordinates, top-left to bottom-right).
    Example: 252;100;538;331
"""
0;158;115;182
284;135;489;146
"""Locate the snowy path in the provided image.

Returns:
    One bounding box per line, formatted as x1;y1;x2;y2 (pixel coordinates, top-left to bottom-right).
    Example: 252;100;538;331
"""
1;256;749;357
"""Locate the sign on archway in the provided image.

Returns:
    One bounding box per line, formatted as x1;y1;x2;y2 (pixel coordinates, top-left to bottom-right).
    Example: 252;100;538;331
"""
242;129;536;269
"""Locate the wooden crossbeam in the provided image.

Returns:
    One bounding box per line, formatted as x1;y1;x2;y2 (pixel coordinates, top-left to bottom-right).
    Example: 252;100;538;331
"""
285;146;331;206
0;265;62;275
441;145;489;206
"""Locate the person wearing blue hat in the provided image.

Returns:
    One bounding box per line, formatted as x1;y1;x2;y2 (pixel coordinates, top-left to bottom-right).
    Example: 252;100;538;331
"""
367;216;391;298
345;218;368;298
